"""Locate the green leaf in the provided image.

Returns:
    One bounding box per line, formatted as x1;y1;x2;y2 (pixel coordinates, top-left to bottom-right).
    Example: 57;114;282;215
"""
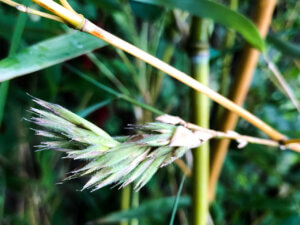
89;196;191;224
130;0;164;21
132;0;265;51
0;1;28;127
0;31;108;82
267;34;300;60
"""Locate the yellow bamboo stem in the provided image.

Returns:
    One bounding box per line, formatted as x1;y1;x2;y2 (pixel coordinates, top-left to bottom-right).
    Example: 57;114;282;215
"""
209;0;278;202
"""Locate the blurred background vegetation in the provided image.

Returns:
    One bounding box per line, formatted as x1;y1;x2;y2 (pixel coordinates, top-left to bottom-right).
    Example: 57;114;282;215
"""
1;0;300;224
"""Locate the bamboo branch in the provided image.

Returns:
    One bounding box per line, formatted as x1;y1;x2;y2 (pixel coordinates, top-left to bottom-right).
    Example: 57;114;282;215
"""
187;124;282;149
83;21;287;140
156;114;295;151
4;0;300;149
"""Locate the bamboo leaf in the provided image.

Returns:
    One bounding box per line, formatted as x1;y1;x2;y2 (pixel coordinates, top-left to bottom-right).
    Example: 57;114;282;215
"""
0;31;108;82
132;0;265;51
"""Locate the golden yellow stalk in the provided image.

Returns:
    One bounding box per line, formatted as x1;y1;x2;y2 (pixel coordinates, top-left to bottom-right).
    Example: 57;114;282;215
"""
209;0;277;202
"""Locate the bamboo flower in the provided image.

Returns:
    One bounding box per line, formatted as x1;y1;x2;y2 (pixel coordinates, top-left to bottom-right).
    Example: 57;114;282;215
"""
29;98;193;191
29;98;297;192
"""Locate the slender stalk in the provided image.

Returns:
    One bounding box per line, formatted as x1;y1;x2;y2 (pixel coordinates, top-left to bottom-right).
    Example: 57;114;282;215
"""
209;0;277;202
0;0;64;22
130;190;139;225
189;17;210;225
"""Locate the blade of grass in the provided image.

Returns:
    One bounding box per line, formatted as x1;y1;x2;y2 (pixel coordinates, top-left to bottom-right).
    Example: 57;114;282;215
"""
0;0;28;126
138;22;149;97
87;52;131;96
77;98;115;118
169;175;186;225
115;49;141;93
65;64;164;116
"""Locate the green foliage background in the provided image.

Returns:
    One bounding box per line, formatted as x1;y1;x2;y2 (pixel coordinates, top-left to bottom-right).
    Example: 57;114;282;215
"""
0;0;300;224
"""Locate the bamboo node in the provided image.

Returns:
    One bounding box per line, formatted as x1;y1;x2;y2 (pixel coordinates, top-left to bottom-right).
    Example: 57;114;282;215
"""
73;14;86;31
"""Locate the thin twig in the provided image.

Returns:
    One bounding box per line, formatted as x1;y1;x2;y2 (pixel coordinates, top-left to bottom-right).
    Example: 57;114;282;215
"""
186;122;280;148
0;0;64;23
156;114;300;152
263;54;300;113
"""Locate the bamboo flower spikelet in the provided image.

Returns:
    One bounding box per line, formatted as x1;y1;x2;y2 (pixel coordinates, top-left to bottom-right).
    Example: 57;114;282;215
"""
29;98;201;191
29;98;294;191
